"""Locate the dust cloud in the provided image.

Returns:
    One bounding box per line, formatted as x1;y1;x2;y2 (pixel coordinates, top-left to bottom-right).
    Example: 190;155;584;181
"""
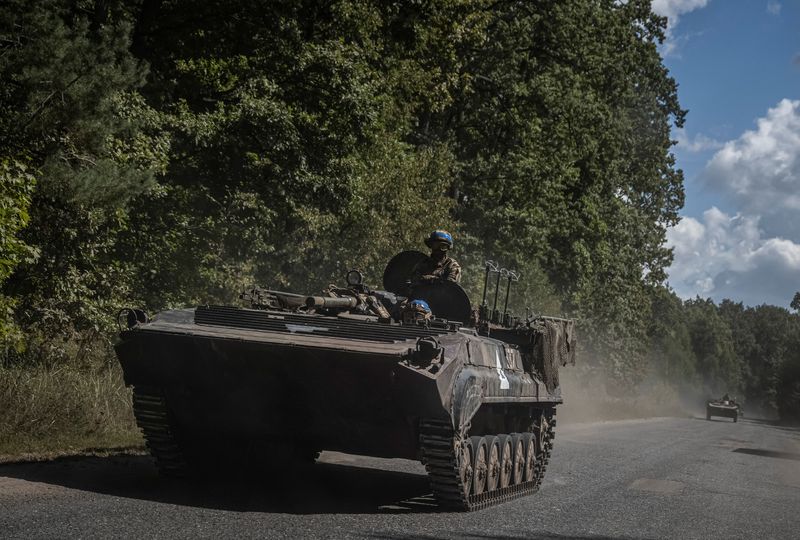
556;366;704;425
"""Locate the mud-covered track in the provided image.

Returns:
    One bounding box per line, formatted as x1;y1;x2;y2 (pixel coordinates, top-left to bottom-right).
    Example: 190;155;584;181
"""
131;386;187;476
419;415;555;511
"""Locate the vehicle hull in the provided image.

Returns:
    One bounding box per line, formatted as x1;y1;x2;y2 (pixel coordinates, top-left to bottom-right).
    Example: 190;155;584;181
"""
115;304;571;510
706;402;739;421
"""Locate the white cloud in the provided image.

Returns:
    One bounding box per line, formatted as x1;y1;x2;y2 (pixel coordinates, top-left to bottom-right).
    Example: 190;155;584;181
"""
667;208;800;306
703;99;800;240
651;0;712;56
668;99;800;307
675;127;724;152
652;0;712;23
767;1;782;15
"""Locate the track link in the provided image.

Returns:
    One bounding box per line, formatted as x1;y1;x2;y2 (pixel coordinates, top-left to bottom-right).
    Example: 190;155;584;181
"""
419;411;555;512
132;386;188;477
533;413;555;491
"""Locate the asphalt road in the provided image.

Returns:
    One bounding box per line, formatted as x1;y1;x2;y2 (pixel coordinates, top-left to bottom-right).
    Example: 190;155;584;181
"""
1;416;798;539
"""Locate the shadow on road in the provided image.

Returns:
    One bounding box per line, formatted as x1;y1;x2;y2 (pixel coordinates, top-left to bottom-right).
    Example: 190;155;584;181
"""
691;416;800;432
0;453;438;514
365;532;646;540
738;417;800;433
697;417;737;423
732;447;800;461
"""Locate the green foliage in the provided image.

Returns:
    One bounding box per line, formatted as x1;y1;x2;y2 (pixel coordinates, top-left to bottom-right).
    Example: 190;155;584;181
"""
0;159;37;347
277;139;458;291
0;1;164;362
0;160;36;280
683;298;740;394
107;0;463;307
647;286;699;385
776;352;800;421
717;301;800;413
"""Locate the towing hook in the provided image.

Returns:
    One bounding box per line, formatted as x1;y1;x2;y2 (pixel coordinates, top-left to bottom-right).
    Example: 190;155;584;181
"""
117;308;149;331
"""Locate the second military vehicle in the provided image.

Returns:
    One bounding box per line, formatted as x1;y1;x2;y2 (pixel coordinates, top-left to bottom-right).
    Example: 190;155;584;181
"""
707;398;740;422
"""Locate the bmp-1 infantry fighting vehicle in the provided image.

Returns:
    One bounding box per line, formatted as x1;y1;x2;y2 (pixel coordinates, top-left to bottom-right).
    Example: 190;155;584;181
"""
706;396;740;422
115;253;576;511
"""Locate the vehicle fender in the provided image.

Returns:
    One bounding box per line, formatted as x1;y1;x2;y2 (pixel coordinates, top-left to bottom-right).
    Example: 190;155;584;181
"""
450;365;484;437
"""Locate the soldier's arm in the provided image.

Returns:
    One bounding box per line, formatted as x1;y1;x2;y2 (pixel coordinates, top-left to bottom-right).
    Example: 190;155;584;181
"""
445;260;462;283
411;259;437;284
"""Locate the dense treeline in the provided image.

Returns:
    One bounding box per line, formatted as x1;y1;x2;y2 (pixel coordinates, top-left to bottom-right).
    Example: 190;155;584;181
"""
0;0;797;422
648;291;800;419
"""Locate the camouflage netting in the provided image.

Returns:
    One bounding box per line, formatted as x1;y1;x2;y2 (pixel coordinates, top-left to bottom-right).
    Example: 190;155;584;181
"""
533;319;577;393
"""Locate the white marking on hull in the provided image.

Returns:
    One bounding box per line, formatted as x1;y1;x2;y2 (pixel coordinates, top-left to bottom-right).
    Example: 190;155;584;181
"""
495;350;510;390
286;324;329;333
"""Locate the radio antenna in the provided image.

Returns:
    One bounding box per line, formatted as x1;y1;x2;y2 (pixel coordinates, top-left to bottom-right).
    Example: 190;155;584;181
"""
481;260;498;307
502;269;520;325
492;268;507;323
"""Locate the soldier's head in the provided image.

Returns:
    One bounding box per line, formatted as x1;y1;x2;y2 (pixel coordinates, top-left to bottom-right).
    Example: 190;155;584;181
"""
402;299;433;325
424;230;453;256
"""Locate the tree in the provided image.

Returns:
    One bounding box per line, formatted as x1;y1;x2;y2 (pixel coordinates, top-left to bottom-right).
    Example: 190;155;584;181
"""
647;287;698;385
777;350;800;421
0;0;164;363
684;298;741;394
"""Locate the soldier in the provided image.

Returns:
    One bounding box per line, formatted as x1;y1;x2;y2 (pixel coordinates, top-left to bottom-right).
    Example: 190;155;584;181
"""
401;299;434;325
411;230;462;285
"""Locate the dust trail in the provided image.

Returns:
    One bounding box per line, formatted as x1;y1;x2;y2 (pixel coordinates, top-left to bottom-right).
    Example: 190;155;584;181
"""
557;366;702;424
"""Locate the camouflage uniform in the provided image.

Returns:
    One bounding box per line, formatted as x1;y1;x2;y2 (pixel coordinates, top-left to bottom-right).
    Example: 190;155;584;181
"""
411;255;462;284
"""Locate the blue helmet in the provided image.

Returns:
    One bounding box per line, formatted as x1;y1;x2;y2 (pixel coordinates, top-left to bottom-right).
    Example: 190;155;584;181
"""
410;299;432;313
425;230;453;249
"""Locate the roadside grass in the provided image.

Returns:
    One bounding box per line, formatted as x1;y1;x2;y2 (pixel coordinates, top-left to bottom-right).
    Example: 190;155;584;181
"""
0;360;142;460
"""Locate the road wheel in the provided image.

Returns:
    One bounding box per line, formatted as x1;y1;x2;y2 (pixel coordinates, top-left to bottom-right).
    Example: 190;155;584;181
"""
497;435;513;489
486;436;501;492
510;433;525;485
469;436;488;495
458;438;473;498
522;432;536;482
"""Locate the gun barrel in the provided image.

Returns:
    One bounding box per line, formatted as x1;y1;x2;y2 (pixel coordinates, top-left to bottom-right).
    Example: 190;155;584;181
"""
305;296;359;309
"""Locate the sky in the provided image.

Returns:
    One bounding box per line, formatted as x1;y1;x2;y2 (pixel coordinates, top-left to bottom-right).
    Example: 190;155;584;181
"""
651;0;800;308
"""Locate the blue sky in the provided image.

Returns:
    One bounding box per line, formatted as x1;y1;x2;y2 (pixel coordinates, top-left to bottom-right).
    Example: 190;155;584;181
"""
652;0;800;308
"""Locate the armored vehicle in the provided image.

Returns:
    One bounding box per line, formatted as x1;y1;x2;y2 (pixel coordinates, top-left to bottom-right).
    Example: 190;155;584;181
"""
115;255;576;511
706;398;740;422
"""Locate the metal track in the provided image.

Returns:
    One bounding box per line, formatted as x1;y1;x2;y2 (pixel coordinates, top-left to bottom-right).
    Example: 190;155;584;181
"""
419;412;555;511
533;412;555;491
131;386;188;477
